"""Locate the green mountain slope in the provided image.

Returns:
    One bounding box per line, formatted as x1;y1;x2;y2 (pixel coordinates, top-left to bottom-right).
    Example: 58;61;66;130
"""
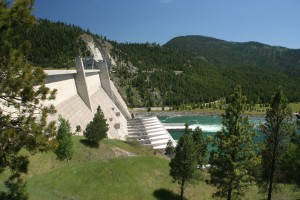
164;35;300;70
25;19;91;68
112;38;300;105
25;20;300;105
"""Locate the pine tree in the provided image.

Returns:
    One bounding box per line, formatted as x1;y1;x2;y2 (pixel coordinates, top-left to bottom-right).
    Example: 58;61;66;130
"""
208;86;258;200
169;124;197;200
55;116;73;161
192;127;209;168
259;87;295;200
165;139;175;157
0;1;56;199
84;106;108;146
279;139;300;185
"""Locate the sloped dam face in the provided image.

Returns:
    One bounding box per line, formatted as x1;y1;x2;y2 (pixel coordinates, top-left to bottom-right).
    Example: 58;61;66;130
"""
44;58;130;140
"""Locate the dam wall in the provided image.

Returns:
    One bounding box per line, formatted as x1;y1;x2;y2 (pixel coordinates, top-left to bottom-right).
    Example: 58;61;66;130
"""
45;57;130;139
44;57;173;148
98;61;131;119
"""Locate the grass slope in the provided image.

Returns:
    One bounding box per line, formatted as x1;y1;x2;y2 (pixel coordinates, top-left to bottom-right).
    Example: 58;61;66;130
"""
1;137;299;200
28;156;174;200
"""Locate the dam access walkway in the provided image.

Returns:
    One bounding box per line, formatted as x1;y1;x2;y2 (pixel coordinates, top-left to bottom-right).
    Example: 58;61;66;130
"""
127;117;177;150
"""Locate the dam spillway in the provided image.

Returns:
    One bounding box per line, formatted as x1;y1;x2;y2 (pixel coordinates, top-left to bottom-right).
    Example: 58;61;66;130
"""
127;117;177;149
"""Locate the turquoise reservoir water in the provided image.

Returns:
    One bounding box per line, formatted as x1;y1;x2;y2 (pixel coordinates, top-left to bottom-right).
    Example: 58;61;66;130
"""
158;115;300;142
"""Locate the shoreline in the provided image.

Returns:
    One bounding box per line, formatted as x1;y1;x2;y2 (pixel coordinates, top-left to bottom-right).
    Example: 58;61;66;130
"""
134;111;265;118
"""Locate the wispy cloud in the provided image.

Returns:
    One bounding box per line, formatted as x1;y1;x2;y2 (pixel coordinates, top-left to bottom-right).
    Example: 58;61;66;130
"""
160;0;174;4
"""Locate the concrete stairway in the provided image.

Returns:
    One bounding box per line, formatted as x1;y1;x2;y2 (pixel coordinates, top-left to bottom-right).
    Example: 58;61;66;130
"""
127;117;176;150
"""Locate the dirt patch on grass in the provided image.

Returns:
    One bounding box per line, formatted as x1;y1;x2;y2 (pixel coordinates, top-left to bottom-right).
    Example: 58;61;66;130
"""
112;147;136;157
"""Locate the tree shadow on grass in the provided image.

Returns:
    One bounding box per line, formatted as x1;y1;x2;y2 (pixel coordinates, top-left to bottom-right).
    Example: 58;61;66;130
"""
80;139;99;148
153;188;186;200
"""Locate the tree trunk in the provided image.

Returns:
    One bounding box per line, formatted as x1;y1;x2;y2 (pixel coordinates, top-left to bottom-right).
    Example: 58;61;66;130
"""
267;179;273;200
180;178;185;200
268;131;279;200
227;188;232;200
268;148;277;200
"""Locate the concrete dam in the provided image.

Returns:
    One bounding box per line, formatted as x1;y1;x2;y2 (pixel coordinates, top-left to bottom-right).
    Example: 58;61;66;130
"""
45;57;176;149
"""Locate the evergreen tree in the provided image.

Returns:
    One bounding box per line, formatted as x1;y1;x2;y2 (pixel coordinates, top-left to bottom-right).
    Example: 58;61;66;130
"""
25;19;89;68
192;127;209;168
55;116;73;161
259;87;295;200
165;139;175;157
84;106;108;146
208;86;258;200
279;139;300;185
0;1;56;199
0;173;28;200
169;124;197;200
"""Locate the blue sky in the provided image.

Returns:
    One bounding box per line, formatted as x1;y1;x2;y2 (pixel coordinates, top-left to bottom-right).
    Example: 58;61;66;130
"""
34;0;300;49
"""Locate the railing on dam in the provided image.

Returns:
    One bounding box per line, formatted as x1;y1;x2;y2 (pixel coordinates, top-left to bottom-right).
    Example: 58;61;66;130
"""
82;57;108;70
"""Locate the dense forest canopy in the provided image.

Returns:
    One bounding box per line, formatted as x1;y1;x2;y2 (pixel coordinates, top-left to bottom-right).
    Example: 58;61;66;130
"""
165;35;300;70
25;19;91;68
112;38;300;105
25;20;300;106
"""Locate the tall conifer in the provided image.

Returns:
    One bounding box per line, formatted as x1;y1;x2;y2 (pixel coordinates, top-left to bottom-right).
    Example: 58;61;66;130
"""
55;116;73;161
84;106;108;146
192;127;209;168
208;86;258;200
259;87;295;200
169;124;197;200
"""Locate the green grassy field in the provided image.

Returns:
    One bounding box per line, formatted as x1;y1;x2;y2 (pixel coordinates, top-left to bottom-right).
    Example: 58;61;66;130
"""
290;102;300;113
1;137;299;200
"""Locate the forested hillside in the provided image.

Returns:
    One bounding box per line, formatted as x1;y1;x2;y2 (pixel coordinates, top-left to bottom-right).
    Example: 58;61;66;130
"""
25;19;91;68
111;39;300;106
165;35;300;70
26;20;300;106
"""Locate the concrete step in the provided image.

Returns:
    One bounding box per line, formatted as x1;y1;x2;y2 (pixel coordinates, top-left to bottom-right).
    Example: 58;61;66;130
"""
144;128;165;133
151;139;170;146
127;120;158;125
128;132;166;138
153;144;168;150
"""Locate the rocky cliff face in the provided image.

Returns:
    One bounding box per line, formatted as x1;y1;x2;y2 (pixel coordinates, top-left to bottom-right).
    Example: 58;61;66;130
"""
81;34;116;66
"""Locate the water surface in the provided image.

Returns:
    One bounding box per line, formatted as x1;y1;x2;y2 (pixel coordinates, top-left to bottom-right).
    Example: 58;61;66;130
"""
158;115;299;142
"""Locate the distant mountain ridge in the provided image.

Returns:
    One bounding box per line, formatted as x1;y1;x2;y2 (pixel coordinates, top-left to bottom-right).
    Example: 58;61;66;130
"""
164;35;300;70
